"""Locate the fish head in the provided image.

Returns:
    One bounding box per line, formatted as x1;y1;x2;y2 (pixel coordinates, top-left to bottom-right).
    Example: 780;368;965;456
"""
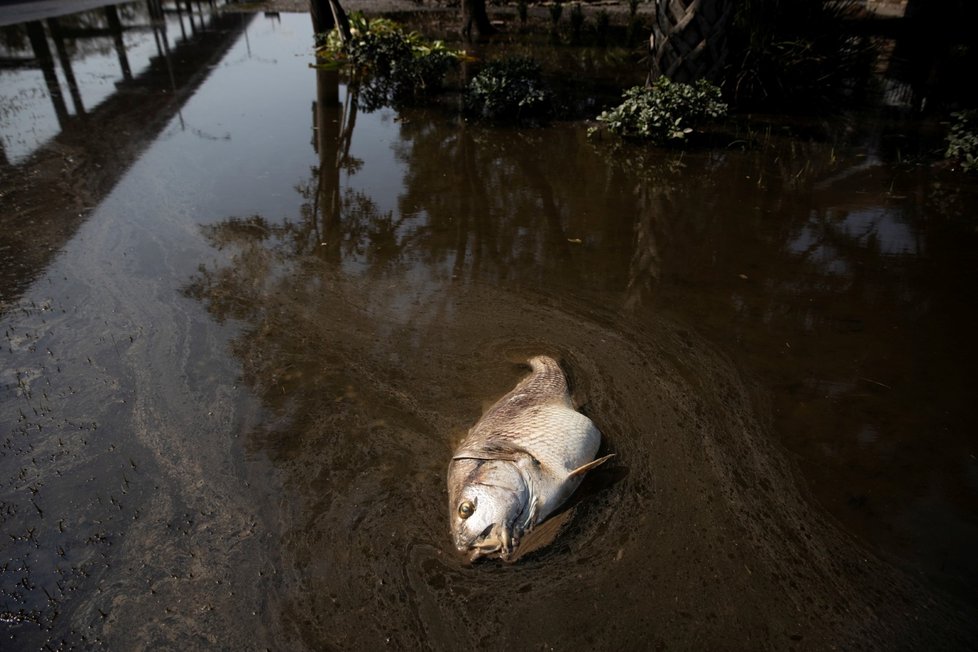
447;459;528;561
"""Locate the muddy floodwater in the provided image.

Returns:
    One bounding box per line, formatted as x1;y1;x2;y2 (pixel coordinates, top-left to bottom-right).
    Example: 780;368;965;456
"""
2;3;977;650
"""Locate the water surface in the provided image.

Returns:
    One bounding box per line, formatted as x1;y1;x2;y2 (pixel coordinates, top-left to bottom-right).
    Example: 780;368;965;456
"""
1;4;977;649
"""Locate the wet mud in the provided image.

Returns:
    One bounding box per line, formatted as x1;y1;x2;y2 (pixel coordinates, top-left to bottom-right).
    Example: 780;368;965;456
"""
2;3;977;650
185;264;977;649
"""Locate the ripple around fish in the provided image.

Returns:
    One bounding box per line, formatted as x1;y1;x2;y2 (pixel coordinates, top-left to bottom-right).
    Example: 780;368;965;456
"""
204;265;975;651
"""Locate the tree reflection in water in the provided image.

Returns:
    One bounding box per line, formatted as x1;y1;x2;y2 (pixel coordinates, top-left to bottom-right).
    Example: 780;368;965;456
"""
183;62;978;647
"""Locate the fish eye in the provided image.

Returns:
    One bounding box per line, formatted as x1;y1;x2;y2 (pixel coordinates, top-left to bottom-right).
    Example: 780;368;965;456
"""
458;500;475;519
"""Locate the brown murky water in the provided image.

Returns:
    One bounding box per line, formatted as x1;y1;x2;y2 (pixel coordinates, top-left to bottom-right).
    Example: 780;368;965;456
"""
2;3;977;650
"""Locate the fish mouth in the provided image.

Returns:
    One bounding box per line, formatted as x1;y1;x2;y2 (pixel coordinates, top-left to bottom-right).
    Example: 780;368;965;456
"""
458;524;519;562
468;542;501;561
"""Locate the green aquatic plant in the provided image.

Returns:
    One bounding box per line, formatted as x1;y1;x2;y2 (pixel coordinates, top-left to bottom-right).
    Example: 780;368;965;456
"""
464;57;553;123
594;78;727;143
945;110;978;172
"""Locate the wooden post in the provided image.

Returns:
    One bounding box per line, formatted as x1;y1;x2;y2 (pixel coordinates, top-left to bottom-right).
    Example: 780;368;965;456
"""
462;0;497;41
311;0;351;43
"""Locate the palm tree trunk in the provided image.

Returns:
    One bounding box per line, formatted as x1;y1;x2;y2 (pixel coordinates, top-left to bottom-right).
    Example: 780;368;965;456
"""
649;0;731;84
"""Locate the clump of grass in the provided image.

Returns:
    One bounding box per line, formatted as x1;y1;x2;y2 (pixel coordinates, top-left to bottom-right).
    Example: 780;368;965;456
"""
728;0;872;109
464;57;553;123
593;77;727;143
946;110;978;172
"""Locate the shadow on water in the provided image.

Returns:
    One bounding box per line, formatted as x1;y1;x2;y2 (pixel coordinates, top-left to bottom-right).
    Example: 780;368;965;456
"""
1;6;977;651
0;0;252;306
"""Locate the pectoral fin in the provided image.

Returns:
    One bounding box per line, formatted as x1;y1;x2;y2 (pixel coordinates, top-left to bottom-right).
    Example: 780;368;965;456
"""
568;453;615;477
522;492;539;531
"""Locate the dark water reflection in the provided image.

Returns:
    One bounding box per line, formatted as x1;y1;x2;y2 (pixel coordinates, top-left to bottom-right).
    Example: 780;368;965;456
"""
2;7;977;651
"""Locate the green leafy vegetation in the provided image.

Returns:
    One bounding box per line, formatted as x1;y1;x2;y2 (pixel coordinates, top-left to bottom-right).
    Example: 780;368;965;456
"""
594;78;727;143
316;14;463;104
464;57;553;123
946;110;978;172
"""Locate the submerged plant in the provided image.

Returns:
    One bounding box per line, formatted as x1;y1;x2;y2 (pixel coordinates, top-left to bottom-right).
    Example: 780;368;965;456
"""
464;57;552;123
594;78;727;143
946;110;978;172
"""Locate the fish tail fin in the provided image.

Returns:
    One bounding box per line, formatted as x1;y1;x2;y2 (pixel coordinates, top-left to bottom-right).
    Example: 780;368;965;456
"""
568;453;615;478
528;355;561;375
524;355;569;398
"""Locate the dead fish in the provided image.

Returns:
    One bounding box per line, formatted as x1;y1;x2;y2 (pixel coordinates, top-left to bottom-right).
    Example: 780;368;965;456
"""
447;355;613;562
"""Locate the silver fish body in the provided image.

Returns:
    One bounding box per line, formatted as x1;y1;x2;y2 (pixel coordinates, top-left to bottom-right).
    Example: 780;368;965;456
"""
447;356;611;561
